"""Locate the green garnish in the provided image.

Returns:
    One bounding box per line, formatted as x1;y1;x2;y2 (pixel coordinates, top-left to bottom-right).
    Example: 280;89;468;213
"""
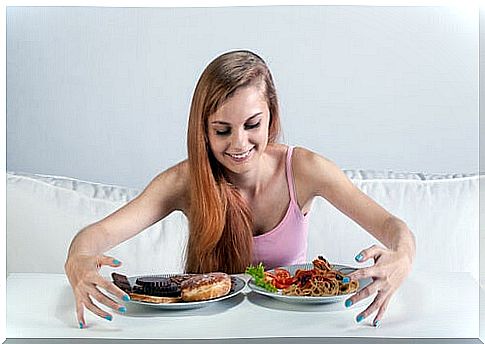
245;263;277;293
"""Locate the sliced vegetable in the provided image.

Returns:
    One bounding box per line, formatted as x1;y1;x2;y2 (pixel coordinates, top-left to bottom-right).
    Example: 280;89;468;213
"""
274;268;291;279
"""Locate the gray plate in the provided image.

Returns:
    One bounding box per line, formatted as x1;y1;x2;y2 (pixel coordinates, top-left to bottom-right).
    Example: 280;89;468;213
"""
127;274;246;310
248;263;372;304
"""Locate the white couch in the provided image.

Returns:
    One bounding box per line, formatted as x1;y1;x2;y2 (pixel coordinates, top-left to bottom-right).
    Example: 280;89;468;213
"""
6;170;481;284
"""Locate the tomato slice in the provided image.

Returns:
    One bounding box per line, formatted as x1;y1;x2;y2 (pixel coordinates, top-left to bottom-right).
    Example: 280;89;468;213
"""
281;277;296;285
266;268;297;289
273;276;296;289
273;268;291;279
273;279;292;289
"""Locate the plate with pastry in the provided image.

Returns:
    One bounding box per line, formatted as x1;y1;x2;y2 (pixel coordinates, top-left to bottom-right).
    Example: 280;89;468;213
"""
112;271;246;310
246;256;372;305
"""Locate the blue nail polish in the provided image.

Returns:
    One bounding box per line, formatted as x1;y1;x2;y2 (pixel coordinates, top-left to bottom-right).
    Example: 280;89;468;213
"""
345;299;352;307
122;294;131;302
79;322;84;329
118;306;126;313
374;320;381;327
342;277;350;284
356;314;364;323
104;315;112;321
355;254;363;262
113;259;121;265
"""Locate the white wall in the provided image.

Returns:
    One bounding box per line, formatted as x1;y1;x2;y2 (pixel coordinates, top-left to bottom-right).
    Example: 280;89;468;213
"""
479;7;485;301
7;6;478;189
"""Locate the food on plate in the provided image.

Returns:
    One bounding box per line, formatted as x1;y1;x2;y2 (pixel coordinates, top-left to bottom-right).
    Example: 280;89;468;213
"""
112;271;132;293
111;272;232;304
129;293;182;303
245;263;277;292
282;256;359;296
134;276;181;297
246;256;359;297
180;272;232;302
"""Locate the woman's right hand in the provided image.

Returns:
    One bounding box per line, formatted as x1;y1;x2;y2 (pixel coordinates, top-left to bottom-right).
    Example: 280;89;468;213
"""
64;254;130;328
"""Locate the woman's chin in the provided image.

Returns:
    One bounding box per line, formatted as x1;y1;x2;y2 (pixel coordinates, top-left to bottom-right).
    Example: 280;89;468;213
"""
222;158;255;176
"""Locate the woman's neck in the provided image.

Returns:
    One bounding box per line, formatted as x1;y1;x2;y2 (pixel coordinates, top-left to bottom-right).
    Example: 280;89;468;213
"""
225;153;272;198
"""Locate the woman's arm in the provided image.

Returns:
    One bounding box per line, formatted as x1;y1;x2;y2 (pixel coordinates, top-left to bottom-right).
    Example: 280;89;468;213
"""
293;147;415;258
65;160;189;328
67;160;189;256
293;147;415;326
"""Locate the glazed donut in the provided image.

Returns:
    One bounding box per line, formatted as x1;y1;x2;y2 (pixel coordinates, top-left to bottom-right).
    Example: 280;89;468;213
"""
181;272;231;302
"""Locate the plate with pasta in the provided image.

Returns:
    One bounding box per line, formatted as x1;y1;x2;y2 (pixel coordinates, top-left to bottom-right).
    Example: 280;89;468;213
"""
246;256;372;304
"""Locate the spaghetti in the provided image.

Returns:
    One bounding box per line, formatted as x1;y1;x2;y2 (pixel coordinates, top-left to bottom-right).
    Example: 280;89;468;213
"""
278;256;359;297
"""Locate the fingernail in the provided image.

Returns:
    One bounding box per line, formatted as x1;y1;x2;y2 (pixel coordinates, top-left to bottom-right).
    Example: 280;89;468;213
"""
355;254;363;262
123;294;131;302
345;299;352;307
374;320;381;327
342;276;350;284
118;306;126;313
79;322;84;329
113;259;121;265
104;315;112;321
356;314;364;323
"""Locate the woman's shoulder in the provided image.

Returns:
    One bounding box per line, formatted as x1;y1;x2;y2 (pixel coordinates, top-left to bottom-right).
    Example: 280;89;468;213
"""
152;159;190;184
146;159;190;211
292;146;331;168
265;144;332;172
291;146;337;186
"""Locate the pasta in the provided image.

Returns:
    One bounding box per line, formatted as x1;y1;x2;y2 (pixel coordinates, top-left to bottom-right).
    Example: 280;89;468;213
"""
281;256;359;297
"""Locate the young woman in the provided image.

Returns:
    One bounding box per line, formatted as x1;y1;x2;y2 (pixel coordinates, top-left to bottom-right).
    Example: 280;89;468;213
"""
65;50;415;329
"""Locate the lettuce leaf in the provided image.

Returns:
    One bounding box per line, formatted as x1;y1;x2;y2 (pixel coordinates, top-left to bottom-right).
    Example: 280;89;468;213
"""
245;263;277;293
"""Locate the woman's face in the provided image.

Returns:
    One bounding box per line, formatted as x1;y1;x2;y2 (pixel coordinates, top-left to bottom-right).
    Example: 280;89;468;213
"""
207;85;270;176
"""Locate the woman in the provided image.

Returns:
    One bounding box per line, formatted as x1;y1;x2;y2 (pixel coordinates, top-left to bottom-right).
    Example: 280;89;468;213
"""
65;50;415;329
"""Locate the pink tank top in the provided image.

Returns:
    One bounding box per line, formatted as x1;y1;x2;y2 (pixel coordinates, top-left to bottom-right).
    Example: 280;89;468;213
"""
252;146;309;269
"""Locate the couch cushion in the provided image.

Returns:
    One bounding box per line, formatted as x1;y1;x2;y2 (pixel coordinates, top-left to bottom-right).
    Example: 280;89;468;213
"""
307;176;480;282
6;172;189;278
6;171;480;281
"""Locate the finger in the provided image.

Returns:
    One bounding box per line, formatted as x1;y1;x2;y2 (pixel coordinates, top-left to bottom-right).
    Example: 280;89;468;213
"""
95;275;131;302
76;299;86;329
348;265;382;280
87;284;125;314
83;294;117;321
354;245;384;263
96;255;122;269
345;279;381;307
355;290;387;324
372;293;392;327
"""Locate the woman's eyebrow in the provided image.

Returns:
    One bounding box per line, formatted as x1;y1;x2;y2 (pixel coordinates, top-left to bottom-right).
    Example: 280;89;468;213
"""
211;112;262;125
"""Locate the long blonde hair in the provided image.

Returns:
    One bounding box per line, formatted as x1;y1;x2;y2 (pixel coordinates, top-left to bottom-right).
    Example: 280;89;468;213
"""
186;50;281;273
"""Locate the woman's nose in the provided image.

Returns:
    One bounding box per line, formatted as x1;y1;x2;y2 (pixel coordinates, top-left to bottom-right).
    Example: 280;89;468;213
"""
231;128;247;148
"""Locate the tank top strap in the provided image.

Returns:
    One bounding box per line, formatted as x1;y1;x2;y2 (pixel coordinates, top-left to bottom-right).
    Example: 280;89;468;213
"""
285;146;297;202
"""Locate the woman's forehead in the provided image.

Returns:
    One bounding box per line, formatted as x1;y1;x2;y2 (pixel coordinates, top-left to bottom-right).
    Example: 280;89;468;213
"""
209;86;268;123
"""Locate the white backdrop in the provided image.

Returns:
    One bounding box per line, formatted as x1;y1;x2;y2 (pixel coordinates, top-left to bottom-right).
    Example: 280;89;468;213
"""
6;6;478;189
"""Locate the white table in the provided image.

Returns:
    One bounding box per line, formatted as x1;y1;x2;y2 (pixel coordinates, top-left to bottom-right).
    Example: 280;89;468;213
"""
6;271;482;340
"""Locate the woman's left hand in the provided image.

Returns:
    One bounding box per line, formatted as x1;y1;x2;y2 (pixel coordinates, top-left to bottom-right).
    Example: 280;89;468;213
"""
345;244;413;327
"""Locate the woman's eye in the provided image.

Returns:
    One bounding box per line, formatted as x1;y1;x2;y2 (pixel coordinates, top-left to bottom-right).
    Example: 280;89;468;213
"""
245;121;261;130
215;129;230;136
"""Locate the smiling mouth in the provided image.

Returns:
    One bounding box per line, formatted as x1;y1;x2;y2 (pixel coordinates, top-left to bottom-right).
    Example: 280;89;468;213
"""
226;148;254;160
